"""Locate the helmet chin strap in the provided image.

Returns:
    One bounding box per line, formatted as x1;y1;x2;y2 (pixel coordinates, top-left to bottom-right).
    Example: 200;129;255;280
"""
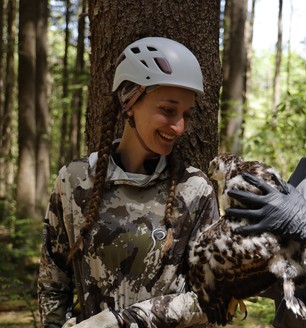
121;85;159;157
128;116;159;157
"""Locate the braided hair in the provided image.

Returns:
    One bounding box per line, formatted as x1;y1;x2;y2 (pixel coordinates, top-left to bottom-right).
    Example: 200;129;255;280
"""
67;95;120;262
163;147;185;252
68;84;183;261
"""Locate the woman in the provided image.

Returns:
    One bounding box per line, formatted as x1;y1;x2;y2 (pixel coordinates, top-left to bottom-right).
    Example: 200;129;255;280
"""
38;37;219;328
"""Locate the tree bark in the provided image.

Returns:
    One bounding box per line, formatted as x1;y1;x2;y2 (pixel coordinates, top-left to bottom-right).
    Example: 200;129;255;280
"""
87;0;221;172
69;0;86;160
35;0;49;216
241;0;256;141
220;0;247;155
58;0;71;169
0;0;5;217
0;0;5;202
0;0;16;207
285;0;293;107
16;0;37;219
271;0;283;124
0;0;3;123
244;0;256;104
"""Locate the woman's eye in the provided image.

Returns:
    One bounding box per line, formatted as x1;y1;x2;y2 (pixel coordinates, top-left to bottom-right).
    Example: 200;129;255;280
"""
160;107;175;116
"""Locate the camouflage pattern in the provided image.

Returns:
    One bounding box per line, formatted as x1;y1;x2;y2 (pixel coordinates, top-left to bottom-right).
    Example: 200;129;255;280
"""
38;149;219;328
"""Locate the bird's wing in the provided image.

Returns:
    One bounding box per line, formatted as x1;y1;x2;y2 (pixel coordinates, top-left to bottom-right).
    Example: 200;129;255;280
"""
189;217;279;325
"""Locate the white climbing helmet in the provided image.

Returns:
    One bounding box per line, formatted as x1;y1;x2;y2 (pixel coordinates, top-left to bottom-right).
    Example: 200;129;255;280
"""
112;37;204;94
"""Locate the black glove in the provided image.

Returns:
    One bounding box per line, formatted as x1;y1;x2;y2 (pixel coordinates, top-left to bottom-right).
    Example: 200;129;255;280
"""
225;172;306;243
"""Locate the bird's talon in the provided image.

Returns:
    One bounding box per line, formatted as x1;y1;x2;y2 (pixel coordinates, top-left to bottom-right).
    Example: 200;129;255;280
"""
227;297;248;322
238;299;248;320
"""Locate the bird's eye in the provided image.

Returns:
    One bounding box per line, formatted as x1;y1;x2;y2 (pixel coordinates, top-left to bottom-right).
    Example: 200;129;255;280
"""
211;161;217;170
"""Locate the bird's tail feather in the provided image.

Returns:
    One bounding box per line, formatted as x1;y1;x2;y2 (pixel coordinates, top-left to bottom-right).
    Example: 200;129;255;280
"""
283;278;306;319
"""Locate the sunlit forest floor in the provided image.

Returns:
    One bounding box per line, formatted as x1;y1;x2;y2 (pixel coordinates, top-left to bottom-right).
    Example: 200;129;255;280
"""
0;216;41;328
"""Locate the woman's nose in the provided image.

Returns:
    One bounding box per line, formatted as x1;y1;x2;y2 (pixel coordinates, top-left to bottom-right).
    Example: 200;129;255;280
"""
171;117;186;135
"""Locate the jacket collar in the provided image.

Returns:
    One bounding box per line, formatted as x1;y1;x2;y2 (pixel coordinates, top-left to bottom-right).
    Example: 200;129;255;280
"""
88;140;169;187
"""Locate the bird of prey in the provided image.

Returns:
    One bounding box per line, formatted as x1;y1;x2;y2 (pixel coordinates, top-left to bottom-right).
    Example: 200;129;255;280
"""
188;153;306;326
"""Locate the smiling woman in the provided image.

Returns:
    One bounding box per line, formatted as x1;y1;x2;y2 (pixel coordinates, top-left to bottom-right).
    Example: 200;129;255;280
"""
37;36;221;328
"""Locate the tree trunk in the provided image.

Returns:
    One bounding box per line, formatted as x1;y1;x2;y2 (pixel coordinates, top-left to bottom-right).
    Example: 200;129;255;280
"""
58;0;70;169
0;0;16;209
285;0;293;107
241;0;256;141
271;0;283;124
69;0;86;160
0;0;5;219
87;0;221;172
244;0;255;94
0;0;5;204
35;0;49;217
16;0;37;219
220;0;247;155
0;0;3;122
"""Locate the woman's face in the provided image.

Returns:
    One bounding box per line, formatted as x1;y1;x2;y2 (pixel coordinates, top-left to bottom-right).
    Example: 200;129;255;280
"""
131;86;196;156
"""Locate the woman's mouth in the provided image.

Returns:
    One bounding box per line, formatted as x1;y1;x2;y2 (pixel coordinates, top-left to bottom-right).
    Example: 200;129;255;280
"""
158;131;176;141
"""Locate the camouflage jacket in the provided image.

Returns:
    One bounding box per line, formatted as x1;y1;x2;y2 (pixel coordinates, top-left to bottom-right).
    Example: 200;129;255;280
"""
38;150;219;328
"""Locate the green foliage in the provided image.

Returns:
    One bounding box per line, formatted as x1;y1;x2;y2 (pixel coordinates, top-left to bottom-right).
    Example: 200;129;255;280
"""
245;297;275;324
0;207;41;299
217;297;275;327
243;51;306;179
0;205;41;326
48;0;90;179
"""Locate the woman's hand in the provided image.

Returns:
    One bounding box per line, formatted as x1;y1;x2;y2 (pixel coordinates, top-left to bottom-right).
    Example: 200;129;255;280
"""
225;172;306;243
62;308;122;328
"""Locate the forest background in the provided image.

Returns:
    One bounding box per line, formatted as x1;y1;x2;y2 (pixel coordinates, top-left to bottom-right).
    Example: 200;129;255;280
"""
0;0;305;327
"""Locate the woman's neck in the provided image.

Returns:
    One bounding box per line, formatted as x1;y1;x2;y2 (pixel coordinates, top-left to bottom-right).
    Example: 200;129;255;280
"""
116;125;159;174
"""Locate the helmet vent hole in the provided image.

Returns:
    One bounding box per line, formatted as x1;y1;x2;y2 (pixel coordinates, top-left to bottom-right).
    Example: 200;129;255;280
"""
131;47;140;54
141;60;149;68
154;57;172;74
147;46;157;51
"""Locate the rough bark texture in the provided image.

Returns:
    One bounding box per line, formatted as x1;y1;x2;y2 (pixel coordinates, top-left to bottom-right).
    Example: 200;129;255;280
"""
244;0;255;99
272;0;283;123
0;0;3;122
69;0;87;160
220;0;247;155
35;0;50;216
17;0;49;219
86;0;221;173
0;0;16;205
17;0;37;219
58;0;71;169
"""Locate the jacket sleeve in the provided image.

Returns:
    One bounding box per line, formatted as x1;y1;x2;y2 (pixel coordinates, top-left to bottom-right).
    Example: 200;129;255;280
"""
121;177;220;328
37;172;74;327
120;292;212;328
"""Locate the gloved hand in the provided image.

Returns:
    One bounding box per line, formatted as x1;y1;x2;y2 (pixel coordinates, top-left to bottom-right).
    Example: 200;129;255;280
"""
225;172;306;243
62;308;123;328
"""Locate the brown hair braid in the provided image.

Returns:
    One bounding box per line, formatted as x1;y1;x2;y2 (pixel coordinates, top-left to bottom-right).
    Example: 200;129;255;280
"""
163;177;177;252
163;150;185;252
67;96;120;262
